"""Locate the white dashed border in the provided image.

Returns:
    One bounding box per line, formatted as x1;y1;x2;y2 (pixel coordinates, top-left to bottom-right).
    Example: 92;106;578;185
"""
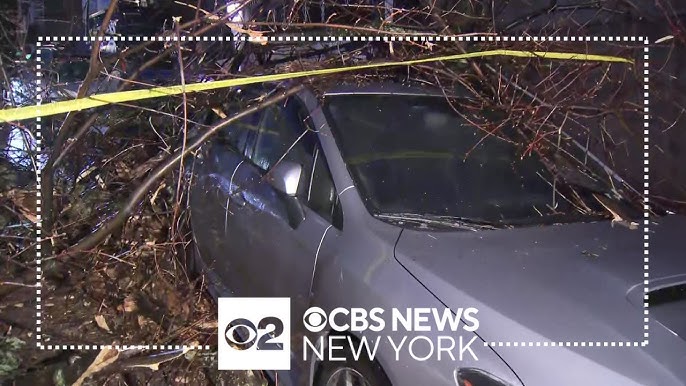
35;44;42;346
642;40;650;346
37;35;648;43
35;35;649;351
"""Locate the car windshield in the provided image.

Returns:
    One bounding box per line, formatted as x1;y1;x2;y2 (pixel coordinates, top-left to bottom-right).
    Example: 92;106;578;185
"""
323;93;607;227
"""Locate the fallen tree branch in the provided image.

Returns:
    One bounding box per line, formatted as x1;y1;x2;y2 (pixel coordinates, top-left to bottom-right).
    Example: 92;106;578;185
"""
51;8;238;169
61;84;304;256
41;0;120;259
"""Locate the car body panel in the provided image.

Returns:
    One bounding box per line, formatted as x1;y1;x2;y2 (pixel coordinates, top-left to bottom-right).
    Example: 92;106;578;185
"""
306;215;523;386
190;84;686;386
394;214;686;385
395;217;685;342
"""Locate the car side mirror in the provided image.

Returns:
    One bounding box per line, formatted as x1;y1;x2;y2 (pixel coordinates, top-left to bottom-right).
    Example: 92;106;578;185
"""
267;161;306;228
267;161;303;196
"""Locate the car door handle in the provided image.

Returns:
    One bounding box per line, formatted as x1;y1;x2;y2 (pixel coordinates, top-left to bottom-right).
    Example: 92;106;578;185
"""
211;186;243;210
230;190;247;207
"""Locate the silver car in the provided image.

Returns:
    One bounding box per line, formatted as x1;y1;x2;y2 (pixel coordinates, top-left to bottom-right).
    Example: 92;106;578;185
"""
190;83;686;386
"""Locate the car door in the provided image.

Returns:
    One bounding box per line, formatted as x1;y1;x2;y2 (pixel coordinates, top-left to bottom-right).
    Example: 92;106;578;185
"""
190;107;260;294
220;95;343;322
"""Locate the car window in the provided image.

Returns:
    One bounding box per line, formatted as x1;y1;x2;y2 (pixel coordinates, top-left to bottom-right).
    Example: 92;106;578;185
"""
249;99;315;173
212;109;260;155
246;97;343;228
324;94;608;227
307;145;343;229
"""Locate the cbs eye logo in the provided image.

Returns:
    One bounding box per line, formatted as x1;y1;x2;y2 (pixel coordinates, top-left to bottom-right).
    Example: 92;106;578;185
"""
303;307;328;332
225;317;284;351
218;297;291;370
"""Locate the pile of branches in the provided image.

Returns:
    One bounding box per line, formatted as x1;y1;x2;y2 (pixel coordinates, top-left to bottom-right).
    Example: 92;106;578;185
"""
1;0;685;384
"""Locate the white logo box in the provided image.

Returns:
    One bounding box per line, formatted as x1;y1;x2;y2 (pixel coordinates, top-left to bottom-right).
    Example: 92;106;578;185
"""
218;297;291;370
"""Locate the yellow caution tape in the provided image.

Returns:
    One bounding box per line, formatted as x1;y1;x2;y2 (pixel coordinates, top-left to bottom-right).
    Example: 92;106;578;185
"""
0;49;633;123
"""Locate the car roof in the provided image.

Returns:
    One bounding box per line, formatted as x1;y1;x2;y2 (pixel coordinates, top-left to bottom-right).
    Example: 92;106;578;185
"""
237;81;462;99
322;82;453;97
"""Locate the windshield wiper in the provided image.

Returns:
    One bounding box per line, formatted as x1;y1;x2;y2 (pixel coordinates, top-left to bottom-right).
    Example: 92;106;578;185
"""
374;213;498;231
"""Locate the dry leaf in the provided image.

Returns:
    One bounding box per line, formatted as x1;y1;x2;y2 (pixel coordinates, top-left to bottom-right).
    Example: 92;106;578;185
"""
211;107;227;119
105;267;118;279
123;295;138;313
72;347;120;386
94;314;111;333
137;315;154;328
4;189;37;223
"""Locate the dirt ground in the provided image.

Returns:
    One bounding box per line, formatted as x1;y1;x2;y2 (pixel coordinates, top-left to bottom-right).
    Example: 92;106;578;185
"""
1;245;267;386
0;151;266;385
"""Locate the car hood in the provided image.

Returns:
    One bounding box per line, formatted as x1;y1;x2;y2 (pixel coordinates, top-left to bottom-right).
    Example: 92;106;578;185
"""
394;214;686;385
